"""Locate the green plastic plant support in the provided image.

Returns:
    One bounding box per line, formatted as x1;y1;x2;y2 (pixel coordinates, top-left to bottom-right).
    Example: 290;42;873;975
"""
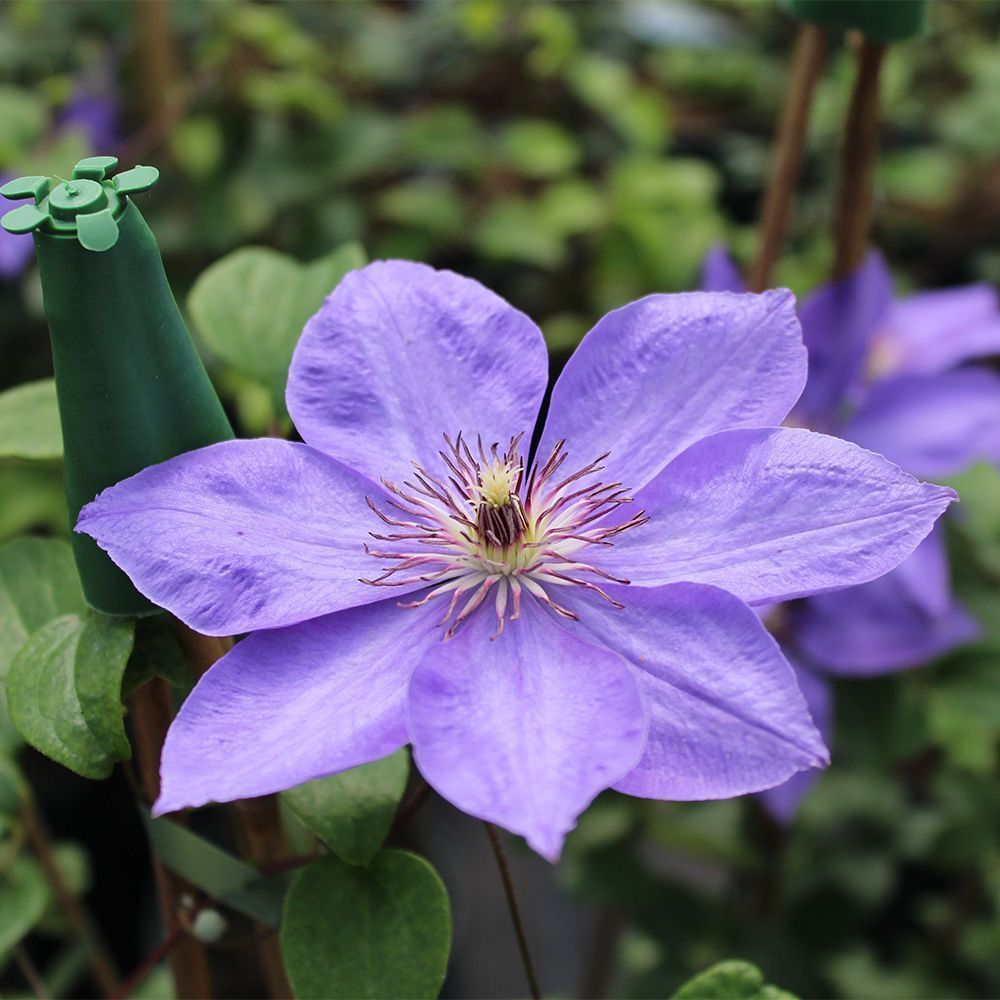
1;156;234;615
783;0;927;43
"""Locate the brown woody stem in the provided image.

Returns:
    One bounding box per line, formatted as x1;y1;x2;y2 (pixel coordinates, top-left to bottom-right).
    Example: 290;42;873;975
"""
232;798;293;998
173;619;292;998
134;0;177;118
749;23;828;292
831;34;888;280
131;677;213;999
14;944;49;1000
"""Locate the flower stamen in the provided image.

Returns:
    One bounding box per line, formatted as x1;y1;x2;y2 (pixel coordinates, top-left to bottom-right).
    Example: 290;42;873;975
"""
362;433;648;636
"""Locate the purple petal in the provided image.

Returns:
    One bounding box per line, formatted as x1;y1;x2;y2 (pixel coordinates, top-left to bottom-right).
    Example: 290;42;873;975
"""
759;663;833;824
843;369;1000;479
893;525;950;617
700;246;747;292
77;439;392;635
558;583;827;800
794;252;893;427
538;290;806;491
0;228;33;280
0;173;35;280
155;597;440;813
873;285;1000;377
60;90;119;152
406;598;646;861
287;260;548;484
594;427;955;605
794;571;979;676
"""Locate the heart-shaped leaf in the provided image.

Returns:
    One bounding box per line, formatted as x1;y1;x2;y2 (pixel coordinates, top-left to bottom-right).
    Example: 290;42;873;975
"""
281;850;451;1000
282;749;410;866
188;243;366;393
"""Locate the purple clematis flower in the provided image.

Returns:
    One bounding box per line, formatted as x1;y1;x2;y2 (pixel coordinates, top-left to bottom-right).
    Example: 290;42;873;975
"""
703;247;1000;819
78;260;954;859
59;80;119;154
58;50;121;153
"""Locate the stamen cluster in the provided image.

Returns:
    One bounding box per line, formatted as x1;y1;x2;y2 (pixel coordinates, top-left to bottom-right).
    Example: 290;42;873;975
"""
362;433;649;637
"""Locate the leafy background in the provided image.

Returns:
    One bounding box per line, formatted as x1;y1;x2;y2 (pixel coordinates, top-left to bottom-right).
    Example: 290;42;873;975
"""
1;0;999;997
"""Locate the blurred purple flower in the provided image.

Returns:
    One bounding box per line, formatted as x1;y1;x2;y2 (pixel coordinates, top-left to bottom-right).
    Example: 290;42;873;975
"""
759;663;833;824
59;59;120;153
704;247;1000;817
0;174;35;279
78;261;953;859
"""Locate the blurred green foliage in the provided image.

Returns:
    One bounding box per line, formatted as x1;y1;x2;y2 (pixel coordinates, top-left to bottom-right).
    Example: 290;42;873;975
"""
0;1;999;997
3;0;998;388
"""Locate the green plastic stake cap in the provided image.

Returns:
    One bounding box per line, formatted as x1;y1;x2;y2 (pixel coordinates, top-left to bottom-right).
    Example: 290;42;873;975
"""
783;0;927;43
48;179;108;220
0;174;51;202
76;207;119;252
114;165;160;195
1;203;49;234
0;157;161;253
1;154;233;615
72;155;119;180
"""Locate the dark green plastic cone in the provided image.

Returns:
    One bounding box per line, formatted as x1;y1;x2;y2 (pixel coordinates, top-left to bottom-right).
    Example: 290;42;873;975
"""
1;157;234;615
783;0;927;43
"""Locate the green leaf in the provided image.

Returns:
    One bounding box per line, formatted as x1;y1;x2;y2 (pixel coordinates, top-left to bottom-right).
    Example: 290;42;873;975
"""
143;814;290;927
282;749;409;866
376;180;465;239
538;179;607;237
523;3;579;76
475;197;567;269
0;86;48;164
242;71;344;123
566;55;671;150
37;842;91;934
673;960;796;1000
0;537;85;678
128;965;176;1000
0;855;49;958
0;380;62;461
0;462;68;544
122;616;192;696
498;119;581;178
188;243;366;392
944;462;1000;574
825;946;942;1000
400;106;486;174
0;756;24;814
926;650;1000;773
881;149;962;210
168;116;225;179
281;850;451;1000
6;612;134;779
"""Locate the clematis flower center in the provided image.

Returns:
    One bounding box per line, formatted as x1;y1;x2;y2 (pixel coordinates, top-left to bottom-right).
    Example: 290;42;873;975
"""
362;433;648;638
866;331;901;380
